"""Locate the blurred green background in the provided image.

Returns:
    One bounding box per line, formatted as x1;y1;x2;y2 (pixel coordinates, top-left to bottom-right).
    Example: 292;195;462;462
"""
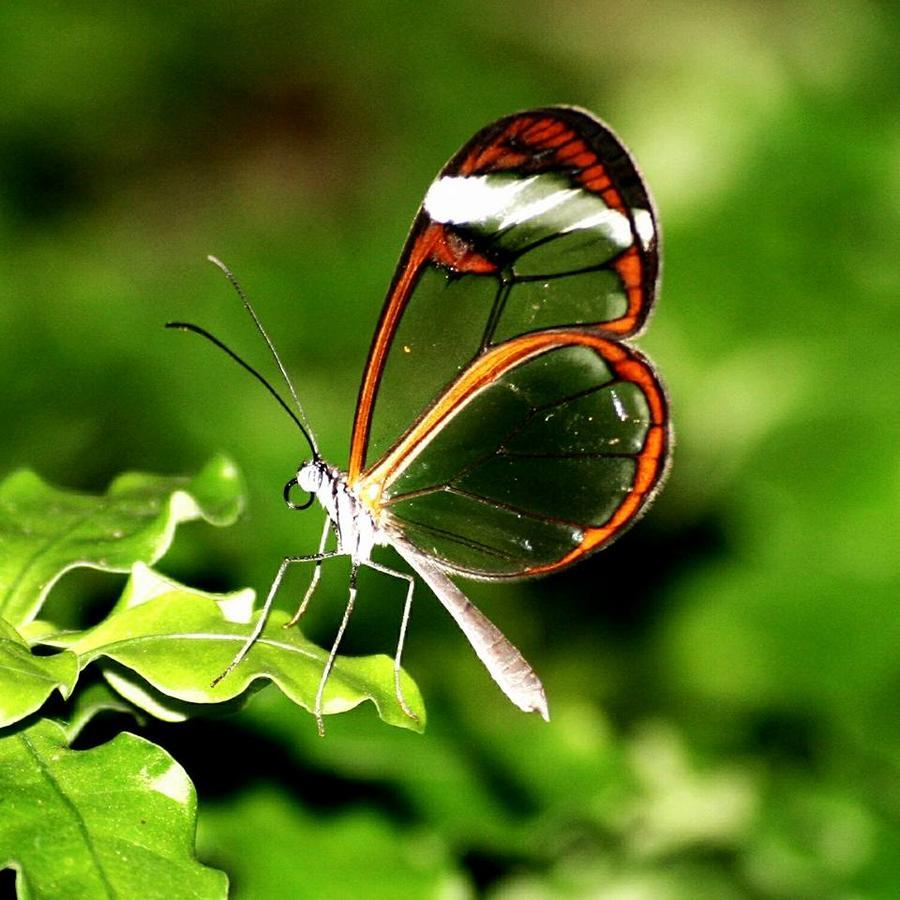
2;2;898;897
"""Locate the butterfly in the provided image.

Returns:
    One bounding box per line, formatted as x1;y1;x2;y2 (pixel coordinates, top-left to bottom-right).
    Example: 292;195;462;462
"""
169;106;669;735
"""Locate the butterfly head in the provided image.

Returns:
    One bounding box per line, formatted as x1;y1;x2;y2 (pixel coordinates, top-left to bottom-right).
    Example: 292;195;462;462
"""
284;459;326;511
298;459;330;493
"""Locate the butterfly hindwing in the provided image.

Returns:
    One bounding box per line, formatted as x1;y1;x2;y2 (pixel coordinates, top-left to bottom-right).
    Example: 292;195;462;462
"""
358;331;667;577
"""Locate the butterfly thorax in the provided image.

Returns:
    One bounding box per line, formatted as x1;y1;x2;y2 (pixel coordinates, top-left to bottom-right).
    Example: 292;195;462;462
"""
297;459;380;562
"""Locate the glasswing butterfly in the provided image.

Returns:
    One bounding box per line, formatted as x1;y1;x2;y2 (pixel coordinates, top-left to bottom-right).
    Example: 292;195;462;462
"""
169;106;670;734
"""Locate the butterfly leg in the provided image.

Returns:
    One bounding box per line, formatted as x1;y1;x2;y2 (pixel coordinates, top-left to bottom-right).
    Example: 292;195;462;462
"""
284;516;333;628
363;559;418;724
212;549;345;688
314;561;359;737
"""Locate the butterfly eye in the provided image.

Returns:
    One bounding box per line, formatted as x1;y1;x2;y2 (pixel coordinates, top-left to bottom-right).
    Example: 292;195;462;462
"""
283;476;315;511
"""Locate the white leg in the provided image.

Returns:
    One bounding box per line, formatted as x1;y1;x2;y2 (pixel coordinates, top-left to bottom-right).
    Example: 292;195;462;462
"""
212;549;344;687
363;559;418;723
314;562;359;737
285;517;333;628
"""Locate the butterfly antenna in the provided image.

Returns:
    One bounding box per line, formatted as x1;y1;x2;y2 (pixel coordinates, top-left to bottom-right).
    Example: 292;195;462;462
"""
166;321;319;459
206;254;319;457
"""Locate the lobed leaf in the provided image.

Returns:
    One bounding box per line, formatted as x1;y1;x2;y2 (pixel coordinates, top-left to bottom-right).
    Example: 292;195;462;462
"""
66;565;426;733
0;719;227;899
0;454;243;627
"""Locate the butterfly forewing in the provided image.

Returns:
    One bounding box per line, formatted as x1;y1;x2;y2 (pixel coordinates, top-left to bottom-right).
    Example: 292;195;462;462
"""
349;107;660;482
350;106;668;578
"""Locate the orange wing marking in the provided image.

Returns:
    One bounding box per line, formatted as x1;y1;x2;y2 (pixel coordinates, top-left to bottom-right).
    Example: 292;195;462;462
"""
521;118;566;144
602;246;644;335
581;164;612;191
457;113;628;217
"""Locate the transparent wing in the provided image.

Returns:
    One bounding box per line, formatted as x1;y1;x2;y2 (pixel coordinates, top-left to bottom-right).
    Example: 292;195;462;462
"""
348;107;660;481
362;331;669;578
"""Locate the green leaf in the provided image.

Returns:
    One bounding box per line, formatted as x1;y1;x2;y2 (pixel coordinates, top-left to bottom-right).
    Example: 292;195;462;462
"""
0;618;78;727
0;718;227;899
66;565;426;733
0;454;244;628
